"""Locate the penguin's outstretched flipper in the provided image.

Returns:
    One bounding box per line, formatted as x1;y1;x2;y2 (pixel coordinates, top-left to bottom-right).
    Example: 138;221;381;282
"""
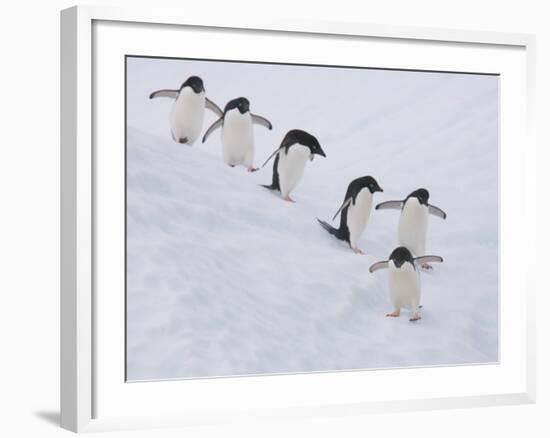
202;118;223;143
261;147;282;168
413;255;444;266
369;260;389;273
332;197;352;221
428;204;447;219
205;98;223;117
375;200;403;211
149;89;179;99
252;114;273;130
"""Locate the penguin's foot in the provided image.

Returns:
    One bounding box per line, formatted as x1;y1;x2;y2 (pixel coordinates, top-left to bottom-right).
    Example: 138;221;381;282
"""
352;247;364;255
247;166;259;173
421;263;433;270
409;315;422;322
282;195;295;203
228;164;236;168
386;310;400;317
178;137;188;144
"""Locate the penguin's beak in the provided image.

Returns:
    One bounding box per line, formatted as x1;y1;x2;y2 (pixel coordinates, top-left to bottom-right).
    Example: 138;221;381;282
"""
191;84;204;93
376;186;384;193
316;148;326;158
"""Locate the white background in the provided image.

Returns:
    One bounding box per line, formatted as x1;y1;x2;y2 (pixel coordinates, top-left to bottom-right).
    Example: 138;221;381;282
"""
0;0;546;437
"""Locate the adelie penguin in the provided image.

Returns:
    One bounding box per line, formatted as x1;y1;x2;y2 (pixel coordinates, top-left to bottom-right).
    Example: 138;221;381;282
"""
202;97;273;172
261;129;326;202
149;76;222;145
317;176;383;254
369;246;444;322
376;188;447;269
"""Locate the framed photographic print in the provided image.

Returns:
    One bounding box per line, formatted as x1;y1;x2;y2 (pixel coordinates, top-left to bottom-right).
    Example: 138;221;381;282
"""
61;5;536;433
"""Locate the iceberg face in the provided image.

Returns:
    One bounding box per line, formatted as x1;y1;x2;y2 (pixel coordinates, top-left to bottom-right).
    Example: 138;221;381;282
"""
126;56;499;381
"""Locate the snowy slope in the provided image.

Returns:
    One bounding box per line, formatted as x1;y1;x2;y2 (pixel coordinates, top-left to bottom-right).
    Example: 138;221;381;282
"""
126;58;498;381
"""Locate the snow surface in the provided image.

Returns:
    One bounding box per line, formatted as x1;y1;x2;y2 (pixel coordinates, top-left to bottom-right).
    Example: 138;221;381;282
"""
126;57;499;381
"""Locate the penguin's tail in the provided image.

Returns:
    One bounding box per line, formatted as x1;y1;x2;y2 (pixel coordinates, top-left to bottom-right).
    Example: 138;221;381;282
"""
317;219;346;241
260;183;278;191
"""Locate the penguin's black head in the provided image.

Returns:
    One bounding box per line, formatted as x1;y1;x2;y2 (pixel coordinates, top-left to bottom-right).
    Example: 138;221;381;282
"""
225;97;250;115
406;188;430;206
353;176;383;194
389;246;414;268
288;129;326;158
181;76;205;94
308;137;326;158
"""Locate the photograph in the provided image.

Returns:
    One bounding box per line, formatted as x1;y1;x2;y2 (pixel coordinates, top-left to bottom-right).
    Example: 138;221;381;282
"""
125;55;499;381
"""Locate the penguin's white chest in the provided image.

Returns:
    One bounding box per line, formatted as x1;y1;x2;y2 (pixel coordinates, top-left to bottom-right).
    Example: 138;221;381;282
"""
346;189;373;247
221;110;254;166
398;199;428;256
388;262;421;310
277;145;311;197
169;89;205;144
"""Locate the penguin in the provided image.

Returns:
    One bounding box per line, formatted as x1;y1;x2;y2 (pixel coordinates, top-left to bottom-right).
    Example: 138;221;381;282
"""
202;97;273;172
149;76;222;145
317;176;383;254
369;246;443;321
260;129;326;202
375;188;446;269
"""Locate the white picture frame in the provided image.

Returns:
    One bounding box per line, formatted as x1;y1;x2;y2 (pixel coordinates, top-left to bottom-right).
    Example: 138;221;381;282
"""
60;4;536;433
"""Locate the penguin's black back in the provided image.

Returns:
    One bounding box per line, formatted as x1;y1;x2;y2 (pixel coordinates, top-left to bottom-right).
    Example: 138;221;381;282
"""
261;153;280;191
335;206;351;242
333;180;363;243
317;182;353;243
